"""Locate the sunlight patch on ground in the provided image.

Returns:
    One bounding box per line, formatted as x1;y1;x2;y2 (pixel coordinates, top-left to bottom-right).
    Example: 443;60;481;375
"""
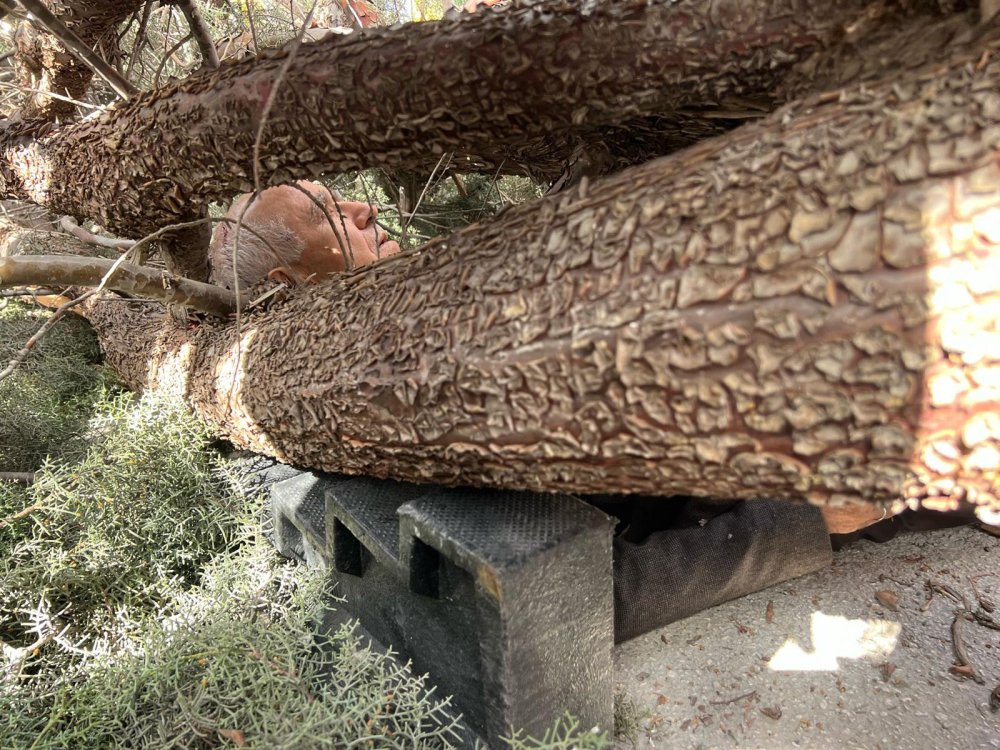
767;610;900;672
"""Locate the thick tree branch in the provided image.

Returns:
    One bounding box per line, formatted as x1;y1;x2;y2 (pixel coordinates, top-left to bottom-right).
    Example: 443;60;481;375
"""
0;255;235;315
171;0;220;71
10;0;144;120
17;0;138;98
81;27;1000;518
0;0;974;236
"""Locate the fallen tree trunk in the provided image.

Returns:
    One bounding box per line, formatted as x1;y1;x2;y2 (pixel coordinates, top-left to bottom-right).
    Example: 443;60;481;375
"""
80;21;1000;518
0;0;974;237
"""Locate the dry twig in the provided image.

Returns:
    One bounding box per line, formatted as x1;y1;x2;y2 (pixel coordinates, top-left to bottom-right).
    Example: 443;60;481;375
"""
286;181;355;271
0;501;41;529
950;612;985;684
401;152;452;246
710;691;757;706
58;217;135;251
0;472;34;485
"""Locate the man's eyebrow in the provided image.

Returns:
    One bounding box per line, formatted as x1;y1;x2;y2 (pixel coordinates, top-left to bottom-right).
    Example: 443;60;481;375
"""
306;196;326;223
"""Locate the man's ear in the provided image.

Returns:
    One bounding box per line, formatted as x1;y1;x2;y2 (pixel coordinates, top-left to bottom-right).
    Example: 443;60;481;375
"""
267;266;297;286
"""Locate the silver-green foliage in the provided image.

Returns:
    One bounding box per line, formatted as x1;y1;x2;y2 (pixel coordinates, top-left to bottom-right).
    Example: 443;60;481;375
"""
497;715;611;750
0;301;119;472
1;389;462;748
11;536;462;749
0;391;236;638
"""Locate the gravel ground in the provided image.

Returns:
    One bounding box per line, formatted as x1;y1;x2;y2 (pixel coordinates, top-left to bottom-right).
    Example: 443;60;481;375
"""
613;525;1000;749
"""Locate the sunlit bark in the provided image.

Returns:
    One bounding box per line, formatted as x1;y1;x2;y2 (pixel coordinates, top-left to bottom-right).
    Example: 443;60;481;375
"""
81;24;1000;518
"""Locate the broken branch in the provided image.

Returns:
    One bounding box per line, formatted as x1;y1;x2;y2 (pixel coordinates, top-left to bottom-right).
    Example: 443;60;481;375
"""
0;255;235;316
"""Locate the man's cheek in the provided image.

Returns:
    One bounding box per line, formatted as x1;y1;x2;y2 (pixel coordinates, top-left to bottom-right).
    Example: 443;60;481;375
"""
379;240;401;258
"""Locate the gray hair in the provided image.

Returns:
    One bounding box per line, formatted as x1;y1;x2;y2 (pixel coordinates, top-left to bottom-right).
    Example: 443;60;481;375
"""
208;219;304;292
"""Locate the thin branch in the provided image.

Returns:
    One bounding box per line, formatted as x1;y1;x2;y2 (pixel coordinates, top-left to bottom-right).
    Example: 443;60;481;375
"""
175;0;220;70
245;0;260;57
235;0;318;292
342;0;366;30
475;161;505;220
58;217;134;250
15;0;139;99
250;1;316;193
401;152;451;246
0;80;105;111
125;0;155;81
153;31;193;89
0;255;236;317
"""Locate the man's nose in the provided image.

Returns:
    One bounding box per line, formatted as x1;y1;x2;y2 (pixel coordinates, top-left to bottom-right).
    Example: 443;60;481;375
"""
339;201;376;230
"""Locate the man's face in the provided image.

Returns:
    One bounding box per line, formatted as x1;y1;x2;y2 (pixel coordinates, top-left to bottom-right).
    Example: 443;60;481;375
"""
291;181;400;279
224;180;400;284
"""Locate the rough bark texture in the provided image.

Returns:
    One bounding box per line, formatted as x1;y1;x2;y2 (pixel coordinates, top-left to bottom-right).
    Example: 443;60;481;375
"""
11;0;143;120
83;22;1000;516
0;0;975;237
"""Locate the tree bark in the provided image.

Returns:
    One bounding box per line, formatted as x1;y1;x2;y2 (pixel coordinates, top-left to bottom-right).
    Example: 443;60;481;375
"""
81;22;1000;517
0;0;975;237
10;0;143;120
0;255;236;315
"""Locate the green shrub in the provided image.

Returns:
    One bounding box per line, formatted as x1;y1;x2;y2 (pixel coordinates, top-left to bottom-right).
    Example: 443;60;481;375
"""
5;538;462;749
1;389;462;749
0;301;120;472
498;715;611;750
0;391;238;647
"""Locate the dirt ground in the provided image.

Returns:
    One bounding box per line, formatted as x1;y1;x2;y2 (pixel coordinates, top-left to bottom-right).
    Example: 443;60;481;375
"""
614;524;1000;749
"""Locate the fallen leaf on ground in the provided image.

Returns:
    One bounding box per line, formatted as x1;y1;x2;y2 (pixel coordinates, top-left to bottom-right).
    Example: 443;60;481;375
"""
766;600;774;624
218;729;246;747
880;662;897;682
730;616;752;635
760;706;782;720
875;590;899;611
